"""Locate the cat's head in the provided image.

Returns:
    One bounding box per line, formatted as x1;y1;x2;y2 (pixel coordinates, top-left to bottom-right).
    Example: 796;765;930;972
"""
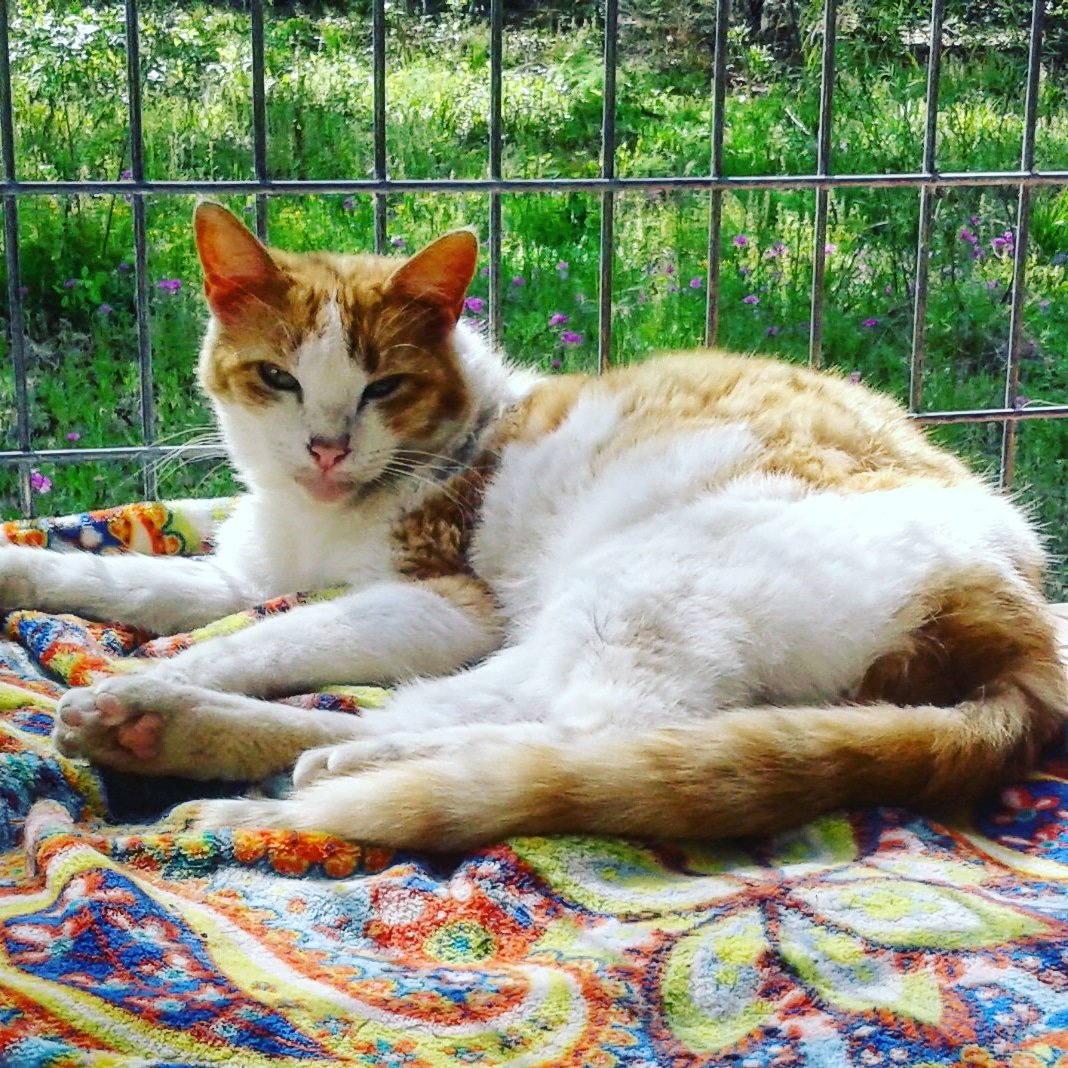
193;201;480;503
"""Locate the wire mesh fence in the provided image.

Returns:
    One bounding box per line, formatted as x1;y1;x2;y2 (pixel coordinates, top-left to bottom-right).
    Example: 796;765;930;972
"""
0;0;1065;524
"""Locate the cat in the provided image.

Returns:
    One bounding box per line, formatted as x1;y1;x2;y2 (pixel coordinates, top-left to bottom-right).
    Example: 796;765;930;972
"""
1;201;1064;850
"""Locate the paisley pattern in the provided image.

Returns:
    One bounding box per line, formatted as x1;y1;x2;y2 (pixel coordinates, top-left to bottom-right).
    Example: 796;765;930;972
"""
1;500;1068;1066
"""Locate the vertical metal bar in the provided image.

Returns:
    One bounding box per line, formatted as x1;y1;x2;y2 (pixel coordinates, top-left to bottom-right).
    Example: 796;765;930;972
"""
488;0;502;348
372;0;387;253
597;0;618;374
808;0;837;369
908;0;945;412
125;0;156;499
704;0;730;347
0;0;31;513
250;0;268;241
1000;0;1043;489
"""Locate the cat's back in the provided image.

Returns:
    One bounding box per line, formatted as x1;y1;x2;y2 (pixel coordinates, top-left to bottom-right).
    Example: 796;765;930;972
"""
473;351;1034;623
499;351;973;493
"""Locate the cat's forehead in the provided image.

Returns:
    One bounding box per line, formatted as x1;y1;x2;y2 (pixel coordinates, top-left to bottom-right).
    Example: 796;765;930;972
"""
278;251;409;369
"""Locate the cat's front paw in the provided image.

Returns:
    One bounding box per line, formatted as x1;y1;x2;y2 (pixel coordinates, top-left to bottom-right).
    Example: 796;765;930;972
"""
54;675;205;776
291;735;424;788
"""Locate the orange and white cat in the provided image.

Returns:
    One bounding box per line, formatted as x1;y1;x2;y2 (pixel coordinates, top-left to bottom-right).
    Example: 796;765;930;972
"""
2;202;1064;849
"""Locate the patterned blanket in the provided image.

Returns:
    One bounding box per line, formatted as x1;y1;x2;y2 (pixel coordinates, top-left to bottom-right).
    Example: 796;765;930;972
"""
2;500;1068;1067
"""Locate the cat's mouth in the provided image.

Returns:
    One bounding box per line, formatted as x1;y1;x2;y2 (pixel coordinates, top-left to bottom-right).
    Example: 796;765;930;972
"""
294;471;357;503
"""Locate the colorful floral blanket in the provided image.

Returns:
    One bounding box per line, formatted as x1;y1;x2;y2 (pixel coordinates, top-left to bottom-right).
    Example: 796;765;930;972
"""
2;500;1068;1067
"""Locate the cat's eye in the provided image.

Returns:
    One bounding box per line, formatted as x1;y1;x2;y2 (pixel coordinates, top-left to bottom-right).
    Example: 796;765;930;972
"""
360;375;405;404
257;363;300;393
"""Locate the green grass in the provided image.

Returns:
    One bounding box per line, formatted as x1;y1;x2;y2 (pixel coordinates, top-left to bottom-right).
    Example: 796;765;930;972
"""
2;1;1066;595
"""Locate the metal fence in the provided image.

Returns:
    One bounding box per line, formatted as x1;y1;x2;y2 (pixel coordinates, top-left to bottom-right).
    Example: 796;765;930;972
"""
1;0;1066;517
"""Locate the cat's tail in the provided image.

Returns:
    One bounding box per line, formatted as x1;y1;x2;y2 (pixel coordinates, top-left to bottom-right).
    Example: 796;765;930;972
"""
198;591;1068;850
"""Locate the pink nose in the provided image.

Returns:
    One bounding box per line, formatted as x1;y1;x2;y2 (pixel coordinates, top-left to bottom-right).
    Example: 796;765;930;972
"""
308;436;350;472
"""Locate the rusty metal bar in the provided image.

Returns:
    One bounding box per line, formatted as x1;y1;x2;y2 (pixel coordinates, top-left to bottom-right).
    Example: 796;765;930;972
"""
6;171;1067;199
704;0;730;347
597;0;618;373
488;0;502;348
808;0;837;369
0;0;30;512
250;0;268;241
125;0;157;500
372;0;387;253
999;0;1044;490
908;0;945;412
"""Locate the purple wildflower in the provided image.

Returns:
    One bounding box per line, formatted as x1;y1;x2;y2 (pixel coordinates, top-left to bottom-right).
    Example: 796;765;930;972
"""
742;294;760;305
63;279;77;289
766;326;780;337
664;264;676;275
969;214;979;225
689;277;703;289
959;228;978;245
985;280;1000;291
118;262;131;273
732;235;748;247
156;278;181;293
97;303;113;316
765;241;787;260
549;312;569;326
861;317;880;328
342;196;356;211
849;370;862;384
121;169;132;180
560;330;583;345
884;285;893;295
390;236;407;249
463;296;485;314
511;276;526;287
66;431;81;441
1038;298;1051;311
991;231;1014;256
29;469;52;494
824;243;837;255
480;266;491;276
550;358;563;370
556;260;569;273
738;266;751;277
667;284;679;293
18;285;28;295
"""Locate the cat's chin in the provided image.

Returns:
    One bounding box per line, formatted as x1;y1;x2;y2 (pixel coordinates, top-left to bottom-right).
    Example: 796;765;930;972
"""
294;474;356;504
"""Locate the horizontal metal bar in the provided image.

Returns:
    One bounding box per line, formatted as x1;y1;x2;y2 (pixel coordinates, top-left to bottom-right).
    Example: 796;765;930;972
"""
2;407;1065;475
913;404;1068;425
0;445;227;466
3;170;1067;198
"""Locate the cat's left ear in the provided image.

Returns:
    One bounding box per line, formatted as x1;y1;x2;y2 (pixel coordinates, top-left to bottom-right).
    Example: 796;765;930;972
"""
386;229;478;323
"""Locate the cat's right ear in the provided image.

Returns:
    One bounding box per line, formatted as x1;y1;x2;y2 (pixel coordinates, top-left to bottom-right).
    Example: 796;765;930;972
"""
194;202;284;324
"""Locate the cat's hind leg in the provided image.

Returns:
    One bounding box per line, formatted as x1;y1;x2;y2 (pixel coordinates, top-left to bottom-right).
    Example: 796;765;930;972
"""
53;675;365;781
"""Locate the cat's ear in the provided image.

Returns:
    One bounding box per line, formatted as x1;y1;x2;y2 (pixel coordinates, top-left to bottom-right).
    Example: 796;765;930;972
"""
386;229;478;323
194;201;284;324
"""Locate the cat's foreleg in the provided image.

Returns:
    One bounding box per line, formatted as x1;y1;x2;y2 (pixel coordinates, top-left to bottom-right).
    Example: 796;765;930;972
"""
52;674;365;780
136;575;504;696
0;544;252;633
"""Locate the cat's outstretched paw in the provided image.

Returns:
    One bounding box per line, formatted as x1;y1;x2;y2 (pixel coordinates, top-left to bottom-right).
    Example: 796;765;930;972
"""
193;796;298;831
54;675;215;777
